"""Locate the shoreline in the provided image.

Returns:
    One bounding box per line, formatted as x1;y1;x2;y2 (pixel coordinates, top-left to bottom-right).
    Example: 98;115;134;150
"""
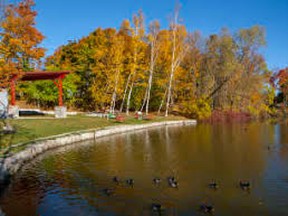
0;119;196;182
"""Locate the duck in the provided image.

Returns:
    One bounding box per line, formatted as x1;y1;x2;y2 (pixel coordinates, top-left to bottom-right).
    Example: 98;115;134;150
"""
239;180;251;190
200;203;214;214
153;177;161;184
126;178;134;186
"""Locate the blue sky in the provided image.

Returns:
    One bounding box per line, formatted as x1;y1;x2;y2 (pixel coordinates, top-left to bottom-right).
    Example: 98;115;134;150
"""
32;0;288;70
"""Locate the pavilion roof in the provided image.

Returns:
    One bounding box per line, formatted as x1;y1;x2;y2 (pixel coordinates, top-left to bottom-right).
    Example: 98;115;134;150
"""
18;71;70;81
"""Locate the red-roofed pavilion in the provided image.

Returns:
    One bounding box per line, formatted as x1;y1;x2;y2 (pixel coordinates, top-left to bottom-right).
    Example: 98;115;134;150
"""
10;71;70;106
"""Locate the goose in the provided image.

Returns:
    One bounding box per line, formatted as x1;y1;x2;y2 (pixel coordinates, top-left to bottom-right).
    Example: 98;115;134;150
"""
126;178;134;186
113;176;120;184
103;188;114;196
152;203;164;212
167;176;178;188
209;180;219;189
167;176;176;183
153;177;161;184
239;180;251;190
200;203;214;214
169;181;178;188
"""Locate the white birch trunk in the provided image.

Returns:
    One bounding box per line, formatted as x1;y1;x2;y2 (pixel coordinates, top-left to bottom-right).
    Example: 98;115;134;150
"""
110;68;120;113
145;41;155;115
158;88;167;115
145;21;160;115
126;46;137;115
165;22;177;117
140;86;148;112
120;73;131;113
126;79;134;115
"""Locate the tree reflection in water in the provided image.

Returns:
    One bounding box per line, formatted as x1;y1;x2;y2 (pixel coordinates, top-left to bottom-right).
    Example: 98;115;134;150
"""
0;123;287;216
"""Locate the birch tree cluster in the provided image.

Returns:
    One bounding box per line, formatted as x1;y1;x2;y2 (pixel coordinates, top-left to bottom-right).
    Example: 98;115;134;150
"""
44;9;274;118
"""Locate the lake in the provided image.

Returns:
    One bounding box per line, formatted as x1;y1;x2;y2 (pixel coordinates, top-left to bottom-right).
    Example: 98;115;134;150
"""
0;122;287;216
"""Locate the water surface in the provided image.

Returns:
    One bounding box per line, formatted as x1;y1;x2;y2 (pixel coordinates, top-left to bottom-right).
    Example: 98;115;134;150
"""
0;122;288;216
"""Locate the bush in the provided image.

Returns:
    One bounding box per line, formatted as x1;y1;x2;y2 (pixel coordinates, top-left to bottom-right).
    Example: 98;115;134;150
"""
182;98;212;119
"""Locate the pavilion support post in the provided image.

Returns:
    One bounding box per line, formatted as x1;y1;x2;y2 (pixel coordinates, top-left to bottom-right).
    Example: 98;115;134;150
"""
10;78;16;106
53;75;67;118
58;77;63;106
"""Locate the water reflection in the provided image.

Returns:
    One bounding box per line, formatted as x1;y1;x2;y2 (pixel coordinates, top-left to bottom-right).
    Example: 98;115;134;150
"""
0;123;287;216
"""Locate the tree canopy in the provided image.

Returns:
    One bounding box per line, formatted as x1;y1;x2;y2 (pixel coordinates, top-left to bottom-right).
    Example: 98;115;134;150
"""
0;0;45;87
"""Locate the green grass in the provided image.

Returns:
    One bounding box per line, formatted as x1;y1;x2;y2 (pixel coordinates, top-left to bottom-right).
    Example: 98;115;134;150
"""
0;114;186;155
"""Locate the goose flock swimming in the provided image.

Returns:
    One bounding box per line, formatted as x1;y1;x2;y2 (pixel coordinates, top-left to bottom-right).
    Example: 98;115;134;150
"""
100;176;252;214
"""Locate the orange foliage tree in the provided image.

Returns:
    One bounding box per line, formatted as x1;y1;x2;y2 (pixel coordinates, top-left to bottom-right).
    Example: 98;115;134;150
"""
0;0;45;87
277;68;288;106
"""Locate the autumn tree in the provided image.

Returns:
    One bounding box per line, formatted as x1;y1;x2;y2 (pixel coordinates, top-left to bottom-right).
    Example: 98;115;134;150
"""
165;4;189;116
201;29;240;110
89;28;126;112
273;68;288;106
142;20;160;114
175;31;209;118
234;26;270;114
44;9;273;119
0;0;45;82
108;34;125;113
121;10;147;115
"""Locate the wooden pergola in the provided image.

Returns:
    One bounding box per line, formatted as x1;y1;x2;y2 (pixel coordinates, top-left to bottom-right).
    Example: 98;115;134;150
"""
10;71;70;106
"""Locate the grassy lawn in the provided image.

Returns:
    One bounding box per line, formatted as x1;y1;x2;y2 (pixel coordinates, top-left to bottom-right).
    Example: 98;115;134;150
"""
1;114;186;149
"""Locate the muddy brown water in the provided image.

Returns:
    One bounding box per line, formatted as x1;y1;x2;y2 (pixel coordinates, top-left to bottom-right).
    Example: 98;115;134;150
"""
0;122;288;216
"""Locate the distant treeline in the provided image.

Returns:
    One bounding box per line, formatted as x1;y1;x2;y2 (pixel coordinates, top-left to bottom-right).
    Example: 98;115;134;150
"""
1;0;287;118
43;12;273;118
